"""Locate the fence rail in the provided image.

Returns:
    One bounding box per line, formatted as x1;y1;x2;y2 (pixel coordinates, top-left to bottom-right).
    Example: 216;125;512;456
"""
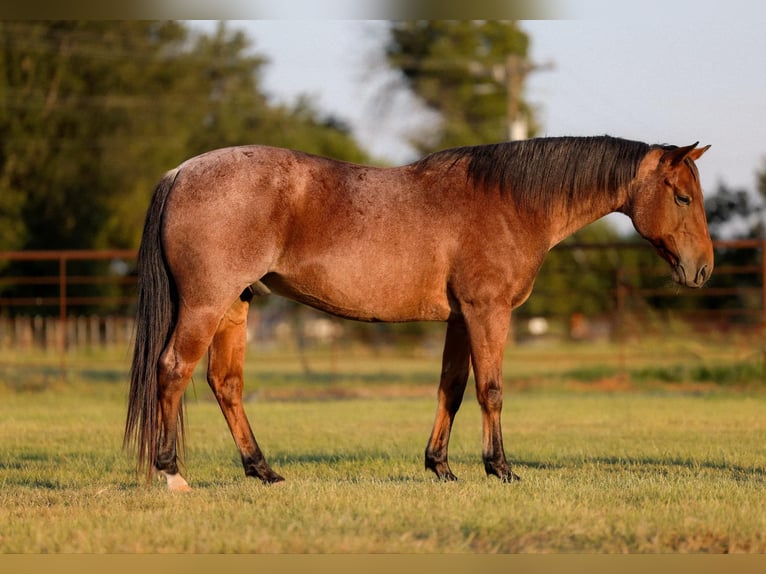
0;249;137;352
1;241;764;354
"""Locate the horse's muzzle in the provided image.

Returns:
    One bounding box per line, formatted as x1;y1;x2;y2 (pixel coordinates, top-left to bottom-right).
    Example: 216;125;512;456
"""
652;237;712;288
673;260;712;288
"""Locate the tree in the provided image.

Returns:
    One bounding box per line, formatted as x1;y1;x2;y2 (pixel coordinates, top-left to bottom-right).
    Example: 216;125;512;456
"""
385;20;538;154
756;160;766;238
692;177;766;326
0;21;191;251
0;21;370;315
705;181;763;240
0;21;370;254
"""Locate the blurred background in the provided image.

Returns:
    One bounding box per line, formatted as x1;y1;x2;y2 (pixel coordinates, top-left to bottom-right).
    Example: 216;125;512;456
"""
1;19;764;390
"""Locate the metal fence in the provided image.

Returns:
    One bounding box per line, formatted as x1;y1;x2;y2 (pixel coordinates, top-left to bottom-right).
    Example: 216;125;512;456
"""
0;249;136;352
537;239;766;337
0;240;764;354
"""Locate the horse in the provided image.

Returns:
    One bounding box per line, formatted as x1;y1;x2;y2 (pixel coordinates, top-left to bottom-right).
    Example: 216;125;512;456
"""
124;135;713;491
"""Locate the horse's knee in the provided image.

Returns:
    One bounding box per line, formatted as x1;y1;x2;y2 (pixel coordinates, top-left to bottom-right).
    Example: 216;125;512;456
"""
477;380;503;411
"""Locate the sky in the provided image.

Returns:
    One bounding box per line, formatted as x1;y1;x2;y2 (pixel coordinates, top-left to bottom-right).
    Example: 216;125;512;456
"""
191;7;766;204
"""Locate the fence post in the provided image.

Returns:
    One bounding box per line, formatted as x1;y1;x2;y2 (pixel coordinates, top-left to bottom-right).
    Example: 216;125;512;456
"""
762;239;766;329
58;254;67;377
762;239;766;383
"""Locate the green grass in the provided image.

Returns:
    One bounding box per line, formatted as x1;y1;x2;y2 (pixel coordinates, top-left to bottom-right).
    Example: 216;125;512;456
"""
0;372;765;552
1;334;765;552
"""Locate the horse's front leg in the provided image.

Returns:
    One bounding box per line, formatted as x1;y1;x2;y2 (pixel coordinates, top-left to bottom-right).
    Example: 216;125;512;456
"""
425;316;471;481
463;303;521;482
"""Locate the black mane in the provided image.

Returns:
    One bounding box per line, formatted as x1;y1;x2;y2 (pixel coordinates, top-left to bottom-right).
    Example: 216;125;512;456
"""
416;135;662;213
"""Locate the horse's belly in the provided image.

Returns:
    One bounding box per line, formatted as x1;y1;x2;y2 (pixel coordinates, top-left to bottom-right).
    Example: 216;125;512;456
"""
261;270;451;323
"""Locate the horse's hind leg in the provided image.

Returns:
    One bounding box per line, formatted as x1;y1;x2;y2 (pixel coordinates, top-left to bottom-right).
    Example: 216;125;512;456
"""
207;288;284;484
425;316;471;481
155;306;225;491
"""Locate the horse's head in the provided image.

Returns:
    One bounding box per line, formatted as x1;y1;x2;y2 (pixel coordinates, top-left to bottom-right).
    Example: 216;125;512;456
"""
626;142;713;288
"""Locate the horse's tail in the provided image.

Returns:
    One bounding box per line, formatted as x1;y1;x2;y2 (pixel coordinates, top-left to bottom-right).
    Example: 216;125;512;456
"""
124;168;180;482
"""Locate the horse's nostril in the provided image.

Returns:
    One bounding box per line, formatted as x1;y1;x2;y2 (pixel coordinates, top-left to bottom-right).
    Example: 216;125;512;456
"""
697;264;709;285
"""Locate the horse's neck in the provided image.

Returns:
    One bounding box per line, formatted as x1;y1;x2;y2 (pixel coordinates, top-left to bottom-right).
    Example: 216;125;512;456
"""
545;188;628;248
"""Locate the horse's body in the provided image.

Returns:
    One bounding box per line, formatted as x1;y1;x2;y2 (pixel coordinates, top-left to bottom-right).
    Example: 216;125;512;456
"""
125;136;713;491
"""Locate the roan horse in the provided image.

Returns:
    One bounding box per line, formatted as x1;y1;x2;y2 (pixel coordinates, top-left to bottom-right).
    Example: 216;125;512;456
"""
124;135;713;491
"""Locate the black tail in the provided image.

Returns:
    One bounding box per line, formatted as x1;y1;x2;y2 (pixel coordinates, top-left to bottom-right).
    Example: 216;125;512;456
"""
124;168;180;482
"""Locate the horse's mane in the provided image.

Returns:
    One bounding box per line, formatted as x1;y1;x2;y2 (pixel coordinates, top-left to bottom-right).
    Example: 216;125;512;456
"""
415;135;665;213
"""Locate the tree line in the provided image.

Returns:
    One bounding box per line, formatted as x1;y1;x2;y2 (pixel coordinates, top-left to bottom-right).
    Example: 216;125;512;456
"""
1;20;764;330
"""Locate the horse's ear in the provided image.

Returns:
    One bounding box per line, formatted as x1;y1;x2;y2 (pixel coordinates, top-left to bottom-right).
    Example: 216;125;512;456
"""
687;144;711;162
661;142;709;165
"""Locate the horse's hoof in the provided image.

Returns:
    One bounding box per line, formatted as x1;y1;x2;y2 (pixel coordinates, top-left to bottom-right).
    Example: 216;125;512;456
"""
159;470;192;492
263;474;285;485
246;467;285;484
501;471;522;483
425;457;458;481
437;470;459;482
485;461;522;483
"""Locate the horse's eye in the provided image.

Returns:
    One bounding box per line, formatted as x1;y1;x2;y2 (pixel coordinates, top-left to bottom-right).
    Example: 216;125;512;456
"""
675;194;691;206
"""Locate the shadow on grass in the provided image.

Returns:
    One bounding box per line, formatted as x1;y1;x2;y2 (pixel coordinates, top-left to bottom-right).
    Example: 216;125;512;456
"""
509;454;766;484
581;454;765;479
253;449;766;485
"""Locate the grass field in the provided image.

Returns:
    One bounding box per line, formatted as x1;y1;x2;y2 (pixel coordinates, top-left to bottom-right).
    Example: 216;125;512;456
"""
0;334;765;553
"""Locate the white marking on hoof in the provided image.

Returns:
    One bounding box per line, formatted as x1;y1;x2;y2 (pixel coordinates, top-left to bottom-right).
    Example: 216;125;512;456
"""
159;470;192;492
